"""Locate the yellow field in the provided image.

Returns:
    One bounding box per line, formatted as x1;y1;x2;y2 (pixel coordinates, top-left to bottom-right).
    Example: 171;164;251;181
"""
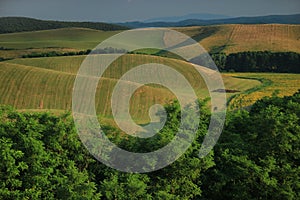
226;73;300;109
174;24;300;54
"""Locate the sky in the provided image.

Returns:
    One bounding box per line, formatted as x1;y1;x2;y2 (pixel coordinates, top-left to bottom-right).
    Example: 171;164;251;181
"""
0;0;299;22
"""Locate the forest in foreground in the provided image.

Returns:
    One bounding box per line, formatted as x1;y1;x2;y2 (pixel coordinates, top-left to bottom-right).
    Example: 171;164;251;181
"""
0;91;299;200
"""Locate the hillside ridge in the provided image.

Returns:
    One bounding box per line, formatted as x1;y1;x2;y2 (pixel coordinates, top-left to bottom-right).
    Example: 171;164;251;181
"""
0;17;128;34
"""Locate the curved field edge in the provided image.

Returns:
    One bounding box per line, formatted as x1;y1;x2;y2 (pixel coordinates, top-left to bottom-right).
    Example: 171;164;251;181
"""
226;76;272;109
226;73;300;110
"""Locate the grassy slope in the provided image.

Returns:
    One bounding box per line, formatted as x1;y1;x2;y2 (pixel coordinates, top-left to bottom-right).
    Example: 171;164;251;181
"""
174;24;300;54
0;17;128;34
2;55;260;123
0;28;120;50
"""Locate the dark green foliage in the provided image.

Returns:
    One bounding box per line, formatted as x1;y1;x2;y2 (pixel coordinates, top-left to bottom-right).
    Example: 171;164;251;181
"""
0;91;299;199
211;53;227;71
0;17;128;34
21;48;127;58
0;108;101;199
21;49;92;58
211;51;300;73
0;47;16;50
91;47;127;54
202;91;300;199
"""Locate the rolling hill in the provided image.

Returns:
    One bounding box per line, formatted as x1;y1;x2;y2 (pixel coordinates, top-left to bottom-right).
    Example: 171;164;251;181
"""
0;24;299;59
0;17;128;34
174;24;300;54
0;27;120;51
0;28;121;60
1;55;261;123
144;13;231;22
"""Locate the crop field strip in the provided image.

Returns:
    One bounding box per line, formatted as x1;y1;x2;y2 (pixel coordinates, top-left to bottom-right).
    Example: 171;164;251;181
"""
0;57;179;123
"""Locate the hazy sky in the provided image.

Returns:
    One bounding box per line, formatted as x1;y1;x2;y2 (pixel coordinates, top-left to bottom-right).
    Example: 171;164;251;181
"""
1;0;299;22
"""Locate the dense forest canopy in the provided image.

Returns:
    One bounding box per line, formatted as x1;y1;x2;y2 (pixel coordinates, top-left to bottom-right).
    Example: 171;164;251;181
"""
212;51;300;73
0;90;299;199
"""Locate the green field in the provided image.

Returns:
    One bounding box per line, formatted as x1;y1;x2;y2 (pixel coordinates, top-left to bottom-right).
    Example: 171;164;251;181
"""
0;28;120;51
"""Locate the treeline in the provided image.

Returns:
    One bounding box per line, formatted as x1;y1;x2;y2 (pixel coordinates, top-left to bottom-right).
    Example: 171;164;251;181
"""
0;91;299;199
0;17;128;34
211;51;300;73
0;47;16;50
21;50;91;58
21;48;128;58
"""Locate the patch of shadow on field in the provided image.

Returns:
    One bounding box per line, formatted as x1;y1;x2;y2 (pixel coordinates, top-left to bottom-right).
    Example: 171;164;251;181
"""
165;27;220;51
191;26;220;42
226;76;273;109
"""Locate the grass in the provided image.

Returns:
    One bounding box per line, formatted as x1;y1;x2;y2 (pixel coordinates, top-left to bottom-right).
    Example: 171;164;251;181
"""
0;28;120;50
0;27;166;59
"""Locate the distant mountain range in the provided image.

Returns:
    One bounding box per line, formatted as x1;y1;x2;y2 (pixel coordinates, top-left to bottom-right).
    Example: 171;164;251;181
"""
119;14;300;28
144;13;231;22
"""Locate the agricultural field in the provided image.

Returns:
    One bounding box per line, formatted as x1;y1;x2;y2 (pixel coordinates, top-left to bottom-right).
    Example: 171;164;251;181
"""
1;54;262;123
0;28;120;58
0;27;120;49
174;24;300;54
226;73;300;109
